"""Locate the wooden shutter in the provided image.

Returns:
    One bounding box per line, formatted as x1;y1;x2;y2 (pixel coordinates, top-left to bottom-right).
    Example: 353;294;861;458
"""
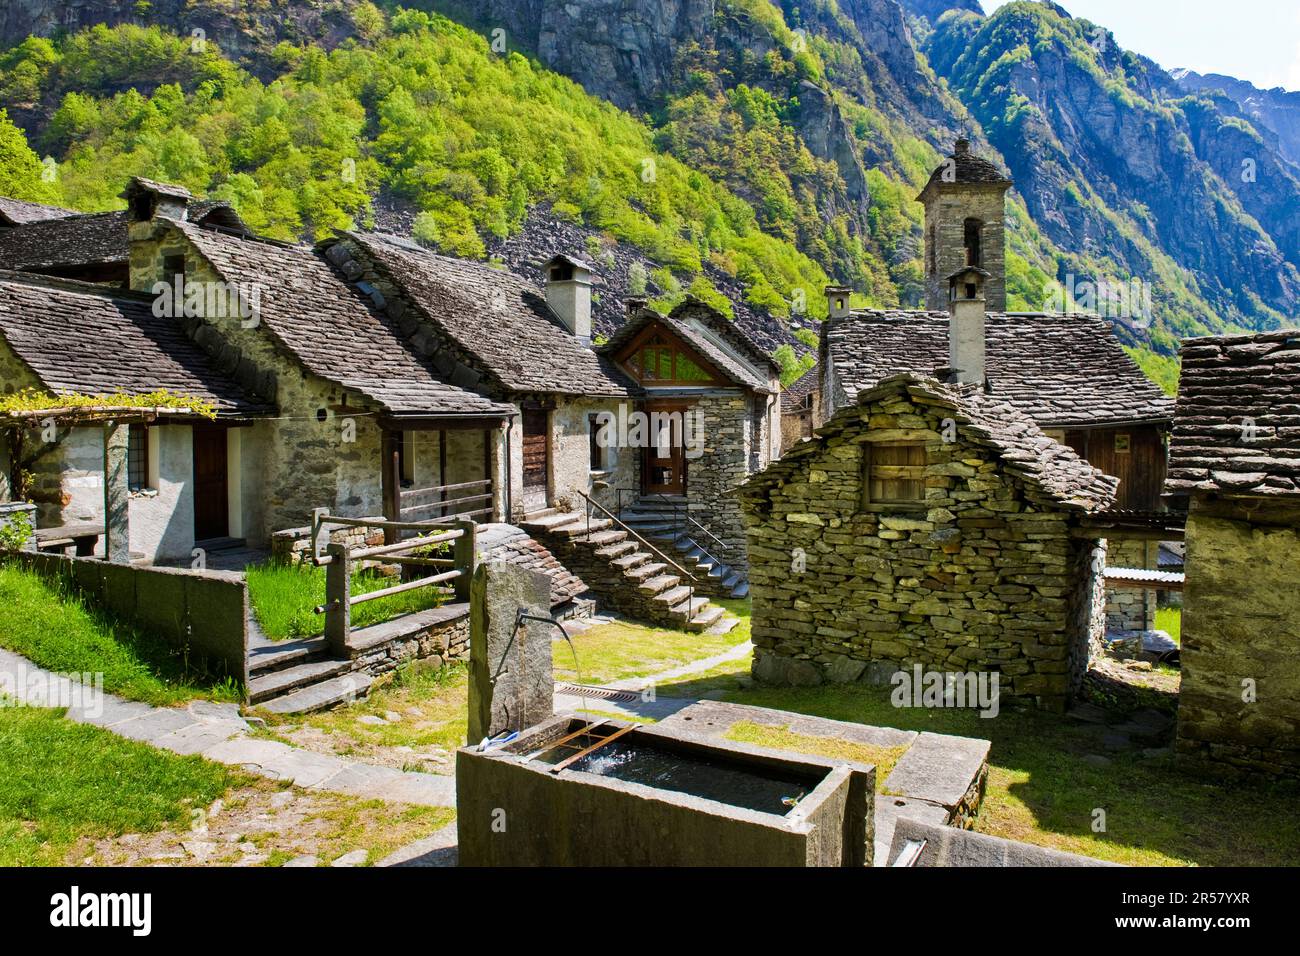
867;443;926;504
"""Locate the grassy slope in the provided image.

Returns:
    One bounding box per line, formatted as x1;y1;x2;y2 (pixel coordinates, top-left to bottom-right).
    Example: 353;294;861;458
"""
0;564;240;705
245;561;444;640
0;706;234;865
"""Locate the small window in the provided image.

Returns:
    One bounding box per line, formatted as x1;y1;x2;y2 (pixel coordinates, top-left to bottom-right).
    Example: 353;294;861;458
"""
864;442;926;506
963;218;983;268
589;415;605;472
128;425;149;491
1114;433;1131;454
163;254;186;283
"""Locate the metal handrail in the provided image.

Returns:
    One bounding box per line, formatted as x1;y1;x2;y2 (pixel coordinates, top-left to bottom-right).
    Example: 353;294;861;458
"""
643;492;729;552
576;490;698;622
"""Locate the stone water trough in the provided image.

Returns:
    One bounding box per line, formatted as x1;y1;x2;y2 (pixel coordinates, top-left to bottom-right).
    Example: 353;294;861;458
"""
456;713;875;867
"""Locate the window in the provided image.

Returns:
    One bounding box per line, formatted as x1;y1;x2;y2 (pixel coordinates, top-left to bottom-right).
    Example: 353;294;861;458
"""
927;223;936;276
864;442;926;506
621;333;720;386
127;425;148;492
397;431;415;486
163;254;186;285
963;218;983;268
589;415;605;472
1114;433;1131;454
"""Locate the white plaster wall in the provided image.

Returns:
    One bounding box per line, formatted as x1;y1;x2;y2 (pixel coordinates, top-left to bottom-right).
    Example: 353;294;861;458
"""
550;397;638;515
129;424;195;562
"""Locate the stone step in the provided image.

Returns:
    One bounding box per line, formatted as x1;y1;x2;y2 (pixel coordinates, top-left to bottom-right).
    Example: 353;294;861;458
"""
626;561;667;582
653;584;693;606
670;595;711;618
594;540;639;560
685;604;726;630
638;573;681;595
722;572;741;589
256;672;374;715
579;529;627;547
552;517;613;537
610;551;651;571
248;635;328;675
710;564;733;580
520;512;583;532
248;657;354;703
730;581;749;600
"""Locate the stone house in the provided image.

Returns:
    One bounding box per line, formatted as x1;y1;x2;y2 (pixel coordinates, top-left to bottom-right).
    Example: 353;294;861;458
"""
740;372;1118;712
780;362;822;448
1;178;781;594
0;269;271;562
1165;330;1300;778
821;140;1176;634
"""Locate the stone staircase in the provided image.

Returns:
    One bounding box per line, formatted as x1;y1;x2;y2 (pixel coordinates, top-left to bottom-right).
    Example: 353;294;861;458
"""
615;498;748;600
247;635;371;715
520;508;727;631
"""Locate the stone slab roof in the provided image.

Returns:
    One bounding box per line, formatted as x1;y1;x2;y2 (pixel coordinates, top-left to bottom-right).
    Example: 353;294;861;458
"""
0;202;245;274
0;196;77;226
782;362;818;412
0;271;271;416
826;310;1175;429
177;223;515;420
602;300;777;394
341;233;638;398
1166;330;1300;498
918;140;1012;201
745;372;1118;512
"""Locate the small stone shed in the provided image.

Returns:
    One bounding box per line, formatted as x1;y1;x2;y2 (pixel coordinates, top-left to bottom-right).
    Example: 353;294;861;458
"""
740;373;1118;712
1166;330;1300;778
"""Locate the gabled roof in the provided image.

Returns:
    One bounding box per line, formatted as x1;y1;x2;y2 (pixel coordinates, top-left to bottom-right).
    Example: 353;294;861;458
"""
0;201;247;277
781;362;819;412
601;298;778;394
744;373;1118;512
0;196;77;227
825;310;1175;429
0;270;271;417
176;222;515;420
1166;330;1300;498
338;232;637;398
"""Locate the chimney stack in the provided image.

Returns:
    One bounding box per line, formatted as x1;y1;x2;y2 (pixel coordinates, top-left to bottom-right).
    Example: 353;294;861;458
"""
625;295;648;318
947;266;988;385
824;285;852;320
543;253;593;345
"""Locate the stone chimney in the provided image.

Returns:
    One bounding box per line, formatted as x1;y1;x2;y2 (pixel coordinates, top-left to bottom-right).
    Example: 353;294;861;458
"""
824;285;852;320
543;253;593;345
625;295;648;318
947;266;988;385
122;177;193;224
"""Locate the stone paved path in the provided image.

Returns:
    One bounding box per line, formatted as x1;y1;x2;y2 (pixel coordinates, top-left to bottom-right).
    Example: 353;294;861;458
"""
0;647;454;808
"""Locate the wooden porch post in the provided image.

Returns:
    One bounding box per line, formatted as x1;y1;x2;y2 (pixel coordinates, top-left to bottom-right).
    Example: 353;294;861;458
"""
380;430;400;545
103;421;130;564
324;542;352;655
453;519;476;604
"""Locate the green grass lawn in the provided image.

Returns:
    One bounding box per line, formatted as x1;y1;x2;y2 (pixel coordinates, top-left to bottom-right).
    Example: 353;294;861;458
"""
246;560;445;641
1156;606;1182;644
0;564;240;706
0;705;235;866
553;599;752;686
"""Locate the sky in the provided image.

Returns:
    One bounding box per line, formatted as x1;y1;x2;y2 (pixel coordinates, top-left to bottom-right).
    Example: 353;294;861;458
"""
980;0;1300;92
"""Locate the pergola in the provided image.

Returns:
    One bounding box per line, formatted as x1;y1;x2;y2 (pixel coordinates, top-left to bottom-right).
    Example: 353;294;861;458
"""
1;403;214;564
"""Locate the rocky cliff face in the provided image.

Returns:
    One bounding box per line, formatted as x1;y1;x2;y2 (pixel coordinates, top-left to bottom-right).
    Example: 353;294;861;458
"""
1174;69;1300;170
0;0;361;75
926;3;1300;332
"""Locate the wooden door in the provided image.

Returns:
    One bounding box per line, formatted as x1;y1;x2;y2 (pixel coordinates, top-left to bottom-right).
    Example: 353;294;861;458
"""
642;402;688;495
521;407;549;510
193;425;230;540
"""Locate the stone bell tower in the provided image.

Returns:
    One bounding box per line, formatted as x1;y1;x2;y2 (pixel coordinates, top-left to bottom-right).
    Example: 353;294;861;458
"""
918;139;1012;312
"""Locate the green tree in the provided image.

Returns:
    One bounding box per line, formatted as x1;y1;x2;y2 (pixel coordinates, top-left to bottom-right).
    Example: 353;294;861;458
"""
0;109;59;203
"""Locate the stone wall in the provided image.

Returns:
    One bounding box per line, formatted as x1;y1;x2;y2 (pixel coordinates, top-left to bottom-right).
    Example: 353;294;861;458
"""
350;607;470;678
2;550;248;684
1104;537;1158;632
540;396;639;518
741;391;1105;712
687;390;757;577
1176;497;1300;779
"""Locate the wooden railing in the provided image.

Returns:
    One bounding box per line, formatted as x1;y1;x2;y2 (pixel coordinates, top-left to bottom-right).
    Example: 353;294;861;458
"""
309;514;476;655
